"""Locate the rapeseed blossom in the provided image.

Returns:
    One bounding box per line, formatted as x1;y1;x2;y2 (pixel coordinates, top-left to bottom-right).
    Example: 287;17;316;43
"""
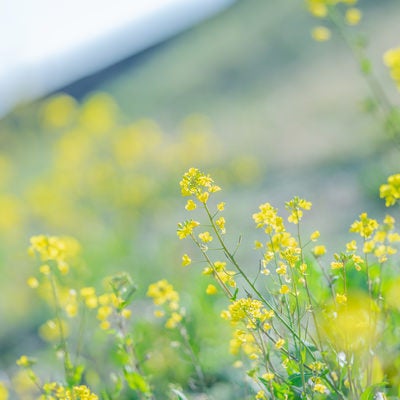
179;167;220;202
221;298;274;329
345;7;362;25
177;220;200;239
350;213;378;239
40;383;98;400
307;0;361;43
383;49;400;91
313;245;326;257
204;261;237;288
147;280;183;329
285;197;312;224
312;26;331;42
380;173;400;206
0;382;8;400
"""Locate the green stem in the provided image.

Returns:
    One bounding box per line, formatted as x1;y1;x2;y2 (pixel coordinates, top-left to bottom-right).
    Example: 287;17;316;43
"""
328;6;400;139
178;323;209;398
203;204;316;360
49;271;73;384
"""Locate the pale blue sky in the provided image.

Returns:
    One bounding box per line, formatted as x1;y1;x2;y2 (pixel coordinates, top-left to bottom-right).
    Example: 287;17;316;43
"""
0;0;233;117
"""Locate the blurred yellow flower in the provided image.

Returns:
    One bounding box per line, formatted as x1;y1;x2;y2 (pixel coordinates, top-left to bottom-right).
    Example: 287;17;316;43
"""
311;26;331;42
345;8;362;25
206;284;218;295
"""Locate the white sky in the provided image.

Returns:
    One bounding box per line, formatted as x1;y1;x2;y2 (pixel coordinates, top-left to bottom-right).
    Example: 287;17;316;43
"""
0;0;233;117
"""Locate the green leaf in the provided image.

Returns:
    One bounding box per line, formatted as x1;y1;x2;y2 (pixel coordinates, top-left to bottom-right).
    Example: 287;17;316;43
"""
287;372;313;387
170;388;189;400
124;370;150;393
230;288;239;301
360;383;388;400
360;58;372;75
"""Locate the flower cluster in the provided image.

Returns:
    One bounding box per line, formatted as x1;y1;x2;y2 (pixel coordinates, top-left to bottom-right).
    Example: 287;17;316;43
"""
147;280;183;329
179;167;221;203
221;298;274;330
380;173;400;206
349;212;379;239
28;235;80;276
177;220;200;240
349;213;400;263
202;261;237;289
307;0;362;42
253;200;309;276
285;196;312;224
40;383;98;400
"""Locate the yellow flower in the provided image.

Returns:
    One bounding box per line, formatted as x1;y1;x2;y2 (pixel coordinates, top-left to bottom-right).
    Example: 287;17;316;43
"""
177;220;200;239
279;284;290;295
275;338;285;349
310;361;326;372
198;231;213;243
308;2;328;18
50;384;98;400
39;264;51;275
197;192;209;203
181;254;191;267
351;254;364;269
310;230;320;241
261;372;275;381
331;261;343;270
254;240;263;249
98;293;111;305
217;202;225;211
363;240;375;254
185;199;197;210
100;320;111;330
285;197;311;224
299;263;307;274
206;284;218;295
345;8;362;25
313;383;327;394
180;168;216;197
39;319;69;342
276;263;287;275
215;216;226;234
0;381;8;400
65;303;78;318
154;310;165;318
57;261;69;275
313;245;326;257
80;287;96;297
380;174;400;206
147;280;180;306
27;277;39;288
387;232;400;242
97;306;112;321
311;26;331;42
165;312;182;329
121;309;131;319
346;240;357;252
350;213;379;239
255;391;267;400
16;355;34;368
336;293;347;304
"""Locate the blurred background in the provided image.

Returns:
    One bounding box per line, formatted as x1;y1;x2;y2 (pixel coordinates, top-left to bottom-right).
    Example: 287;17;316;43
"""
1;0;400;398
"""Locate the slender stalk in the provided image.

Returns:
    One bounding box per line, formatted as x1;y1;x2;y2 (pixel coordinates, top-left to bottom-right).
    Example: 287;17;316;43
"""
48;270;73;384
178;323;209;398
328;6;400;140
203;204;320;365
